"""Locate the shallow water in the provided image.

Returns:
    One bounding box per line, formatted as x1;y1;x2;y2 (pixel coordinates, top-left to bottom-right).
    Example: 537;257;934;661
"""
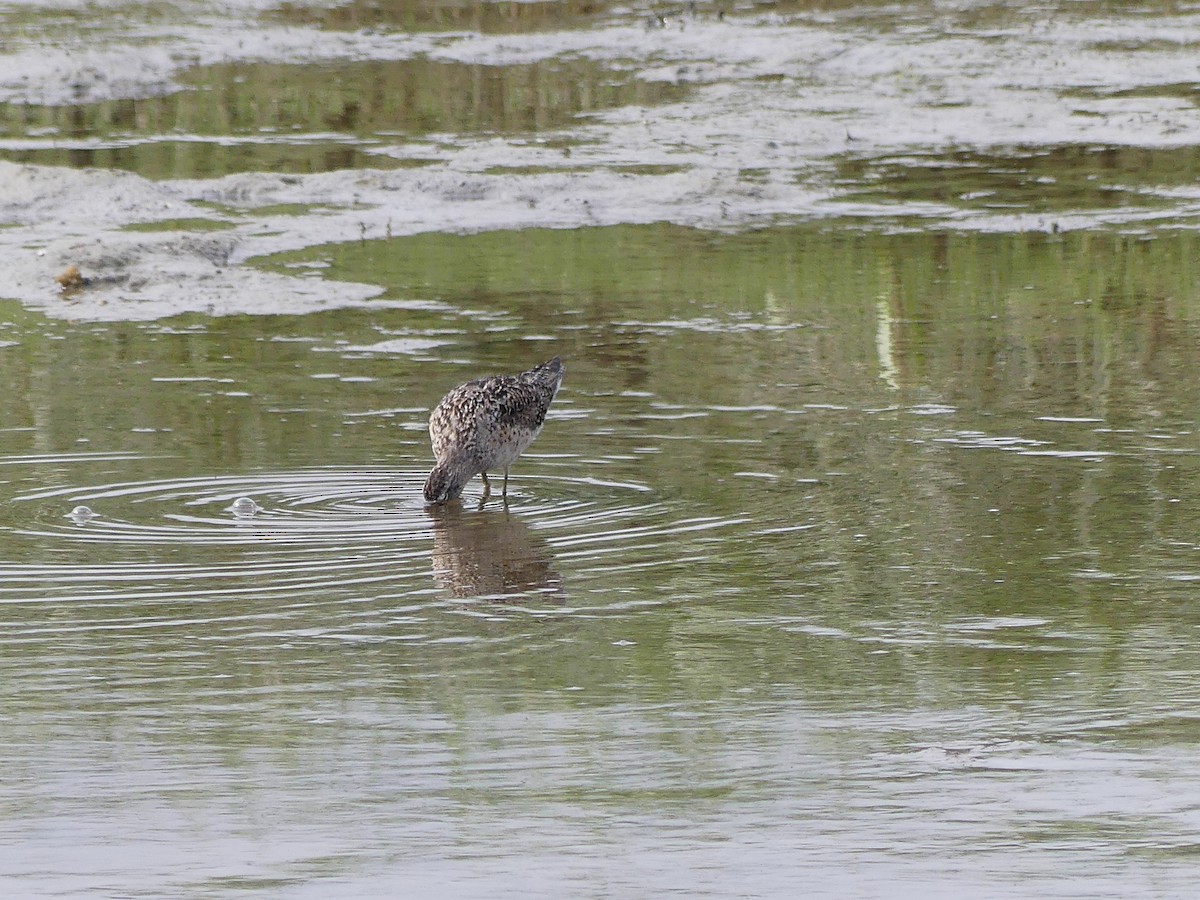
6;225;1200;895
4;0;1200;896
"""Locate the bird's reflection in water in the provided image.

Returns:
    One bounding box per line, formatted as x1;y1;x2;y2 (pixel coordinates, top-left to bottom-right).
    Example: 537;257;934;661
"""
427;503;564;601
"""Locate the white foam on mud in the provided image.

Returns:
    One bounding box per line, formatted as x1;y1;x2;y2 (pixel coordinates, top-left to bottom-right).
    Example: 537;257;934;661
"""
2;2;1200;320
10;232;381;321
0;159;839;320
0;0;437;106
0;163;383;320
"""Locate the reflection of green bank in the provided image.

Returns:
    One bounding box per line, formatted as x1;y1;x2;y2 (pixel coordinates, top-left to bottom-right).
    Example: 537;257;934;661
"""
254;223;1200;386
0;56;690;179
262;0;620;35
121;218;237;233
834;146;1200;213
6;224;1200;600
5;221;1200;742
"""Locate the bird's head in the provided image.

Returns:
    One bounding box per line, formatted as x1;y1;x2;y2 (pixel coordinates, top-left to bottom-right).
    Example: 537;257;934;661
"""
423;460;471;505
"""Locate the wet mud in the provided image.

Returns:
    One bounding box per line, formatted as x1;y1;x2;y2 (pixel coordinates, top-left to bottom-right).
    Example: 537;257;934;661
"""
1;0;1199;318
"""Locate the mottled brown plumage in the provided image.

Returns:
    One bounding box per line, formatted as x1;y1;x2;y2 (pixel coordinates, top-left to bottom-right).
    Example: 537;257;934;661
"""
424;357;564;504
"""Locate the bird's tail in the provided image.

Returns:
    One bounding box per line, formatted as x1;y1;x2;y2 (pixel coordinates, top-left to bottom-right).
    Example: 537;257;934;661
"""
532;356;565;392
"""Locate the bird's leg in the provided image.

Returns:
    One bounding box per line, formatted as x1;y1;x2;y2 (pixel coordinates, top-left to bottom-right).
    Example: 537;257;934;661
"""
502;467;510;497
481;471;491;499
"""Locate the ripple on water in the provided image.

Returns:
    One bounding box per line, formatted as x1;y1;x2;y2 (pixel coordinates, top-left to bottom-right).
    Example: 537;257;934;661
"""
1;466;745;638
17;468;429;546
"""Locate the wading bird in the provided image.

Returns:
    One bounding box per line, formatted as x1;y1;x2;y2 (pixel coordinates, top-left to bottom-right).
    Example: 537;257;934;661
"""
424;357;564;504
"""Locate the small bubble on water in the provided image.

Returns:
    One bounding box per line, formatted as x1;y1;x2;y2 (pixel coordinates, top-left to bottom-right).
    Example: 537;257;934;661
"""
228;497;261;518
67;505;95;525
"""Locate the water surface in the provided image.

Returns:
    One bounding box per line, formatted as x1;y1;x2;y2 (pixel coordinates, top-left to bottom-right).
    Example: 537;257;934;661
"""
3;0;1200;896
5;225;1200;896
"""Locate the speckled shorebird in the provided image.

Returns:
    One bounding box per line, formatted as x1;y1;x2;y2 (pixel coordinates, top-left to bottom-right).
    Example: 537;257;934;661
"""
423;357;564;504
